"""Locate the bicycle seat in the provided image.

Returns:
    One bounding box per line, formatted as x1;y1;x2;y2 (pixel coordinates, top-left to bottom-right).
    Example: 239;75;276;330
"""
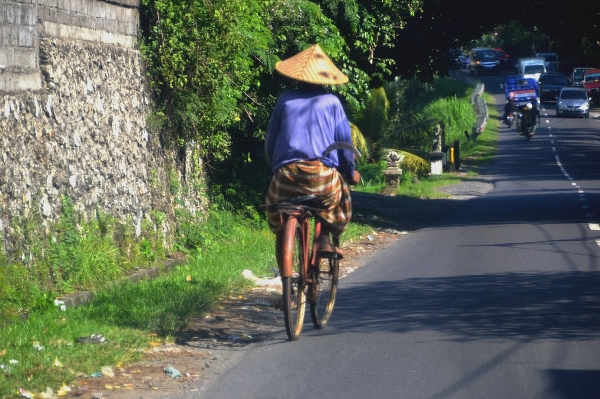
279;195;317;205
265;194;317;213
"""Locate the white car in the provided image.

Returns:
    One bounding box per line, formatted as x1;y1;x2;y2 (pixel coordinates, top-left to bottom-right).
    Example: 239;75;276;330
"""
556;87;589;118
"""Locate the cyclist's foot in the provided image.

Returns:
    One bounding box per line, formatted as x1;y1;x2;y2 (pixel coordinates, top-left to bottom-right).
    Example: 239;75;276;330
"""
317;242;344;259
318;230;344;259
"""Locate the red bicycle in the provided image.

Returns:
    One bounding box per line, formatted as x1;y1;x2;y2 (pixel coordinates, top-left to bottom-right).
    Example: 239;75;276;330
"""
268;142;360;340
269;194;341;340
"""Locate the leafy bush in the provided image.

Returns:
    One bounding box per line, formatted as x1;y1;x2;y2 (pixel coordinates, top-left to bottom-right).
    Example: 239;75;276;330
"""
357;160;387;184
421;96;475;144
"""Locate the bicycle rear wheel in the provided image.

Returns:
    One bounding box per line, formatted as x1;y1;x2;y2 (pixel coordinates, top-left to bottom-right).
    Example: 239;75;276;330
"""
309;236;340;329
282;217;306;340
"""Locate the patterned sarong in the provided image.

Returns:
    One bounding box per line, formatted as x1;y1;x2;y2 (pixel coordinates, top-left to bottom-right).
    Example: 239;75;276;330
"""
265;160;352;236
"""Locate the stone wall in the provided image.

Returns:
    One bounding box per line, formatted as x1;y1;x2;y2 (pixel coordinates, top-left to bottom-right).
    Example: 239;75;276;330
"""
0;0;140;92
0;0;204;256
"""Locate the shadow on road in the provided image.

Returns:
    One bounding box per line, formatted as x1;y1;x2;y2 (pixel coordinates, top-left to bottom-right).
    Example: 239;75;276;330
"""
331;271;600;341
544;369;600;398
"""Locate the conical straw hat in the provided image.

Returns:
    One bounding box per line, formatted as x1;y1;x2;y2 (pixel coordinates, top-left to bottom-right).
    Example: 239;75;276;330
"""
275;44;348;85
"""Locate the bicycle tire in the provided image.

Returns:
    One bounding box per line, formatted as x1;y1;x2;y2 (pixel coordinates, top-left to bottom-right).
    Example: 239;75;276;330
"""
309;236;340;329
282;217;306;340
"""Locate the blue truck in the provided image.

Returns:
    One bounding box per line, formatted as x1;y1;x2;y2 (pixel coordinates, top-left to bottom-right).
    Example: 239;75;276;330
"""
504;75;540;106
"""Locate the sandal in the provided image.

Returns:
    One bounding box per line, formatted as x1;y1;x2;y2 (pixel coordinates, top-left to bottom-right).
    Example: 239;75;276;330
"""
317;243;344;259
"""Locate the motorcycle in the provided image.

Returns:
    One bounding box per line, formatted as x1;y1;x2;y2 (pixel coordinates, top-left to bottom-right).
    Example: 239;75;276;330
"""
505;113;515;128
516;102;538;140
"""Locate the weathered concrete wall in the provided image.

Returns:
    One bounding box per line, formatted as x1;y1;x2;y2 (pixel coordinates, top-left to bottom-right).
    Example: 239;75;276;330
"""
0;0;204;256
0;0;140;92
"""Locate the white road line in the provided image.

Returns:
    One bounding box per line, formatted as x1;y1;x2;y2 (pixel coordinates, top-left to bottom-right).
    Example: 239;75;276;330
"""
555;155;570;179
552;141;597;233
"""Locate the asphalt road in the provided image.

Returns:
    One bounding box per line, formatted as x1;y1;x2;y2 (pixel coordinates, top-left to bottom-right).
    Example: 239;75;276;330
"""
178;73;600;399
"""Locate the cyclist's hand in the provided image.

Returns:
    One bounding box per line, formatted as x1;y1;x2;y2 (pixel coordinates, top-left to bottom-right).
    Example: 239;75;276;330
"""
347;170;361;185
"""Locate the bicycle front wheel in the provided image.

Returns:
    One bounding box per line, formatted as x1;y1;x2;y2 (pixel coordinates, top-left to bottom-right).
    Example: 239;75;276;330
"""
282;217;306;340
309;237;340;329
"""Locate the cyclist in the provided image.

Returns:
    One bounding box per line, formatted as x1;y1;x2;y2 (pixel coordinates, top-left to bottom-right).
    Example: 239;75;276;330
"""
264;44;360;261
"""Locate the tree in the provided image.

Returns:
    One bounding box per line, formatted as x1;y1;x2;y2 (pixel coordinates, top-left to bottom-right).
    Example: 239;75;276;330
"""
140;0;275;165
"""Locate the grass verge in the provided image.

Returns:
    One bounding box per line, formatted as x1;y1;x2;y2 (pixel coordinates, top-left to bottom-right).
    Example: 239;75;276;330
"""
459;92;499;169
0;210;373;396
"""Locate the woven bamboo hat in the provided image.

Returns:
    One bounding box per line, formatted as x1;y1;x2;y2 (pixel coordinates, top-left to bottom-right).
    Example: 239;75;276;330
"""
275;44;348;85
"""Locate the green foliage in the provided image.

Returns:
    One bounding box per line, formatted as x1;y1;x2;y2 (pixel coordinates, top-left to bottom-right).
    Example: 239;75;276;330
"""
357;160;386;183
349;75;475;181
318;0;423;85
484;20;541;59
0;197;174;318
347;87;391;159
47;196;81;288
138;0;426;210
29;290;58;315
384;77;474;153
140;0;276;164
421;96;476;143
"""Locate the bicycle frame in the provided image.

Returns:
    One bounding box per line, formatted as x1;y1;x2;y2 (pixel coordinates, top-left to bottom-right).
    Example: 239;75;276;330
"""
280;209;323;281
271;194;344;339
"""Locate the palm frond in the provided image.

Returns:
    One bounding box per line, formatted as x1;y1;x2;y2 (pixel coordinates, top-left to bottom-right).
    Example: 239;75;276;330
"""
363;87;390;143
349;122;371;161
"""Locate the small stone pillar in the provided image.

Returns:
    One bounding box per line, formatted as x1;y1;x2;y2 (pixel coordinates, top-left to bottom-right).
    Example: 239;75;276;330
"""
432;121;445;153
429;151;444;176
382;150;403;190
430;121;446;176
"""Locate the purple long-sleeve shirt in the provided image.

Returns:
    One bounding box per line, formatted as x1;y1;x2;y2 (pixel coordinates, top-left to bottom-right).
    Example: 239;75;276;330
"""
265;87;355;179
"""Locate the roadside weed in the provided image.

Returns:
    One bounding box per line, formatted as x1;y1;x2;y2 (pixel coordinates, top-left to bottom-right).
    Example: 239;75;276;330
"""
0;207;373;395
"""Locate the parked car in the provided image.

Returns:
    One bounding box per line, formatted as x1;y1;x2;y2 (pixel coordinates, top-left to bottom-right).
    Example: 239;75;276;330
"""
539;73;569;103
469;48;500;75
583;69;600;104
556;87;589;118
571;67;595;87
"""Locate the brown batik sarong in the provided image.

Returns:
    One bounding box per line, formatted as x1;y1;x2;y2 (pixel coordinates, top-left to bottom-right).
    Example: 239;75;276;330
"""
265;160;352;236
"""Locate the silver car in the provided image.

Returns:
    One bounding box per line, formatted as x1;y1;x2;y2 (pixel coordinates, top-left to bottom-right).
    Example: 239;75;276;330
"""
556;87;589;118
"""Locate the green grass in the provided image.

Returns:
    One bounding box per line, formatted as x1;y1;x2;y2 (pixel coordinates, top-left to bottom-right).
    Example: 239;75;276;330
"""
0;210;373;396
459;92;499;168
396;173;464;198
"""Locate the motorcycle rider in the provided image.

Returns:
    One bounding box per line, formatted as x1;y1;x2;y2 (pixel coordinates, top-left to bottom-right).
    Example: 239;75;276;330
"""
504;97;516;123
